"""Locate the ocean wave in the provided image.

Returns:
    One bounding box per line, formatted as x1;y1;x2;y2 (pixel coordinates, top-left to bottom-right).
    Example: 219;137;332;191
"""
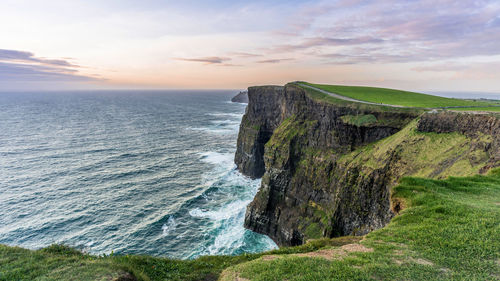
198;151;233;166
224;100;247;105
162;216;177;236
0;91;266;258
209;119;241;126
208;112;243;118
185;167;277;258
207;221;247;255
188;199;249;221
188;114;242;135
188;127;238;135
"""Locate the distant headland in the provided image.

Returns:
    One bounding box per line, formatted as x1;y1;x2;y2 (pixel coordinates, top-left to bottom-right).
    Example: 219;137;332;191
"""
231;91;248;103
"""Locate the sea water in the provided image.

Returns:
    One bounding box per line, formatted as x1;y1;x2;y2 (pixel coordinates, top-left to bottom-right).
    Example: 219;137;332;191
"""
0;90;277;259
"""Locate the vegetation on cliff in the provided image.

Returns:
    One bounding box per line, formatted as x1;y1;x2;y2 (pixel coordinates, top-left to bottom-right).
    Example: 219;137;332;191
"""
338;118;494;180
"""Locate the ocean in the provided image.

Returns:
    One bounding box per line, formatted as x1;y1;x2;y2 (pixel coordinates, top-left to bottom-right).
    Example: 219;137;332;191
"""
0;90;277;259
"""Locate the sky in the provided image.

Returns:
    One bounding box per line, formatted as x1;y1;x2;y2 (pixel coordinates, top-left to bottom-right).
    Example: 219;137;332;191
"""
1;0;500;92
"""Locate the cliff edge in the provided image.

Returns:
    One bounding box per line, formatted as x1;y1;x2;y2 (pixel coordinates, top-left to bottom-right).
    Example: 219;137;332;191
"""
235;83;500;246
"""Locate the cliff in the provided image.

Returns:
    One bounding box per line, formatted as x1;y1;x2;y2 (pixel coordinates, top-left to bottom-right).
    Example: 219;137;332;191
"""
236;84;500;246
231;91;249;103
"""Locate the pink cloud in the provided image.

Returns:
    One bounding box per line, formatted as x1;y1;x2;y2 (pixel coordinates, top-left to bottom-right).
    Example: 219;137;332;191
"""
174;56;231;64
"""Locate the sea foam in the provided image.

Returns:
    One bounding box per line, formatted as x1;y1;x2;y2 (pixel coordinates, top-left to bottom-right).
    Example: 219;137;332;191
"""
162;216;177;236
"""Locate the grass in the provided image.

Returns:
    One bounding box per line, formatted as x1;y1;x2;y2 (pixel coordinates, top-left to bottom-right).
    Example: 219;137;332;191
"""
338;119;493;180
340;114;378;126
302;82;494;108
0;244;129;281
0;235;360;280
3;170;499;280
221;169;500;280
295;83;420;114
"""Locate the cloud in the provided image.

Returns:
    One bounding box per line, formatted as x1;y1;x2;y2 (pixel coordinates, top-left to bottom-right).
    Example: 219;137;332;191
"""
0;62;96;82
229;52;262;58
0;49;100;84
0;49;78;67
269;36;384;53
174;56;231;64
318;51;418;65
411;64;468;72
256;58;294;64
219;63;243;67
265;0;500;64
411;62;500;80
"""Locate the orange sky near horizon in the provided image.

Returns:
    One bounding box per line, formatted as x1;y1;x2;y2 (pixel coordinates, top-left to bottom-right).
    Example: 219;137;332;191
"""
1;0;500;93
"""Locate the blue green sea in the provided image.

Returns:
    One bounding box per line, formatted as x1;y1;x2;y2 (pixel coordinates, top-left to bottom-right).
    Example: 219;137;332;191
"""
0;90;277;259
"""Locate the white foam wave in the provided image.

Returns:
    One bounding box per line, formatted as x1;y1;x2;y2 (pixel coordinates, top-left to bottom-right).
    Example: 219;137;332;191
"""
162;216;177;236
189;127;238;135
209;119;241;126
208;113;243;118
188;112;242;135
224;100;247;105
207;220;247;255
199;151;233;166
189;199;250;221
187;169;277;258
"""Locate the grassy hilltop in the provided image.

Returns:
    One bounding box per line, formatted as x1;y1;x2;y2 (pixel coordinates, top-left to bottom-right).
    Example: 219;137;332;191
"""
301;82;500;110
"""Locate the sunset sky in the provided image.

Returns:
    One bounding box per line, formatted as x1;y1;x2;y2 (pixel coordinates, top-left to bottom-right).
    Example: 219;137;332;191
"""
1;0;500;92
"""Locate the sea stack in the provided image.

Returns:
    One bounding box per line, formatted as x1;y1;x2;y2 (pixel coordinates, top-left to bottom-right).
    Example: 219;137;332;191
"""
231;91;249;103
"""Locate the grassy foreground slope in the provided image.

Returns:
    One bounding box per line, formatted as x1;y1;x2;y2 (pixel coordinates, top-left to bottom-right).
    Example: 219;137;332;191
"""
2;170;499;280
0;236;364;281
222;170;500;281
303;82;494;108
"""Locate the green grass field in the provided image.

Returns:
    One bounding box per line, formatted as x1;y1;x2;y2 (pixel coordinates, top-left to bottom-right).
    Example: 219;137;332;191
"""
302;82;495;108
2;170;499;280
295;83;424;115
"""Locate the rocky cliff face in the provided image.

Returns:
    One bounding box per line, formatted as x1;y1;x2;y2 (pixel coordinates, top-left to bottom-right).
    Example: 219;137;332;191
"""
236;84;499;246
417;112;500;172
234;86;284;178
231;91;249;103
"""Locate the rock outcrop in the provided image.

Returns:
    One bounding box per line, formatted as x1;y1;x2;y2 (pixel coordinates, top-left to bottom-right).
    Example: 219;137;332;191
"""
417;112;500;172
231;91;249;103
235;83;500;246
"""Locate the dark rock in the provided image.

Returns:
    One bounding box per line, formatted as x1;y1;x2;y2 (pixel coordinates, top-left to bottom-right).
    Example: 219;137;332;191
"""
231;91;249;103
234;86;286;178
114;271;137;281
